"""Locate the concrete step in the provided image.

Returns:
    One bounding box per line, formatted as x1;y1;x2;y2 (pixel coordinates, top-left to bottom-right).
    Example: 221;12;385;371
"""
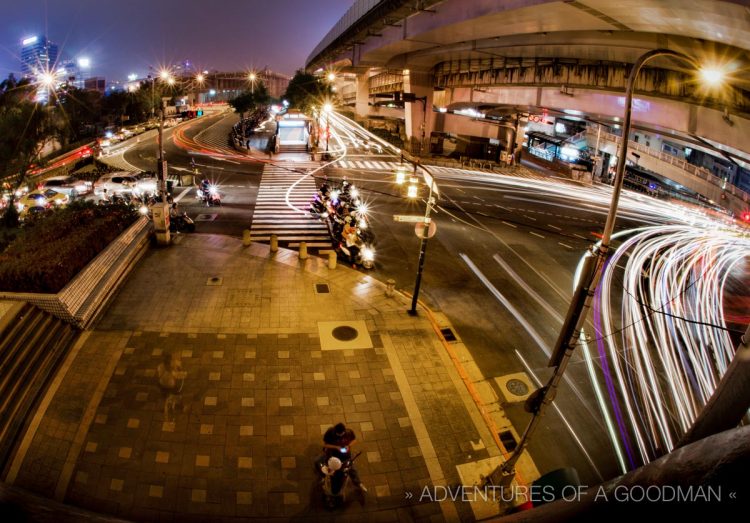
0;306;79;474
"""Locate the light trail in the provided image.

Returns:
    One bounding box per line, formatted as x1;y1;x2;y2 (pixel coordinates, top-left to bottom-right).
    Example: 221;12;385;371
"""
589;225;750;467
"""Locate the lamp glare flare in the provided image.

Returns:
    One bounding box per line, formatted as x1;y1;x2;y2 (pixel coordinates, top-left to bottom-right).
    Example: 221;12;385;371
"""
699;66;725;87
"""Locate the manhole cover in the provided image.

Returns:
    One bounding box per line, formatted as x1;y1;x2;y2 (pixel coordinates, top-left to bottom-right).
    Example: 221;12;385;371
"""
195;213;218;222
315;283;330;294
332;326;358;341
506;379;529;397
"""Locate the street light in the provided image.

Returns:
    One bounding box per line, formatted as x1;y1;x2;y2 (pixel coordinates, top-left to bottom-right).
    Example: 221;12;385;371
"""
323;102;333;153
405;161;438;316
248;72;256;94
485;48;728;486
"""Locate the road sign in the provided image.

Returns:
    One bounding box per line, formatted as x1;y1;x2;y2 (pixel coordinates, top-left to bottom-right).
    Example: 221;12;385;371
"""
393;215;427;223
415;220;437;239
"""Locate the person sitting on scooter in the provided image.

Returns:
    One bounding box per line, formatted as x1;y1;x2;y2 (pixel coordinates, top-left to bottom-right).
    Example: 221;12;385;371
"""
343;222;362;267
199;178;210;194
321;422;367;492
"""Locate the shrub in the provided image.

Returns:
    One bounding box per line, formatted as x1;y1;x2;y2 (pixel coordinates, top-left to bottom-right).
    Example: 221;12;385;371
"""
0;201;138;293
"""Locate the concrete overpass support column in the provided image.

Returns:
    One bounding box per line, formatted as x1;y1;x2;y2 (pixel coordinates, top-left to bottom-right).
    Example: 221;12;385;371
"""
403;70;434;156
354;74;369;118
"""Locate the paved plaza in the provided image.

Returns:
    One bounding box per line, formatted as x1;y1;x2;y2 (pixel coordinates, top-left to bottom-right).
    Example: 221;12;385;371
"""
5;233;505;521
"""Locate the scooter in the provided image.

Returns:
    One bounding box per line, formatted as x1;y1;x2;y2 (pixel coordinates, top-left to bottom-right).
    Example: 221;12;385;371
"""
196;185;221;206
317;453;362;509
169;212;196;233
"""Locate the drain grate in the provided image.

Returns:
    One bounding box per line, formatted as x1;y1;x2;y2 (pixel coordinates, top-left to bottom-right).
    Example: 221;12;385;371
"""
440;328;457;342
332;326;358;341
499;430;517;452
315;283;330;294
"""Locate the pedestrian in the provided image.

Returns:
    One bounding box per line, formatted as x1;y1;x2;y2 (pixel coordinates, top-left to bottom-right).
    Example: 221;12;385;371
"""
320;422;367;492
157;352;186;421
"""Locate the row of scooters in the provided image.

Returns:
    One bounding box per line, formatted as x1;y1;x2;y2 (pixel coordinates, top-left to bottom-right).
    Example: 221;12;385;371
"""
309;179;375;269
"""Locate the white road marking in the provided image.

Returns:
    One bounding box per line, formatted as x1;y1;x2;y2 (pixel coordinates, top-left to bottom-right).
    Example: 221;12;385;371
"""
530;231;546;239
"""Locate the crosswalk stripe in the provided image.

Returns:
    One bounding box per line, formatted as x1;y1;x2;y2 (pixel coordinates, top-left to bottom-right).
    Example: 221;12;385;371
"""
249;161;331;254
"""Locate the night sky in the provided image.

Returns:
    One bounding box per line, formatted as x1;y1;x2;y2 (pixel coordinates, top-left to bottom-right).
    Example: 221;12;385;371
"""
0;0;353;81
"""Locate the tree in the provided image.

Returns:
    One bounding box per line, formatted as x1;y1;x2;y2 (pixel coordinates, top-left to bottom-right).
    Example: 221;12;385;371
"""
229;89;259;140
56;86;102;143
0;75;60;227
282;70;333;113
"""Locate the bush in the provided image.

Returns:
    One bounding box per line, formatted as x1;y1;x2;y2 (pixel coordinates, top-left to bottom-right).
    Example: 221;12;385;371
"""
0;201;138;293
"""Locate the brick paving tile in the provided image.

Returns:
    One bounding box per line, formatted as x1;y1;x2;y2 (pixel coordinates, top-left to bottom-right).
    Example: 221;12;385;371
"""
10;236;502;522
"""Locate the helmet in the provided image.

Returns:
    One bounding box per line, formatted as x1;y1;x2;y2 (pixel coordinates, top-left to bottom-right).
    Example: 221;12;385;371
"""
327;457;342;472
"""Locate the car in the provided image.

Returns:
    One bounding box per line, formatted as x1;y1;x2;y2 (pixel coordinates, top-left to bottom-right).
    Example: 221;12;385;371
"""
39;175;93;197
93;172;139;197
17;188;69;210
134;174;158;195
94;172;157;197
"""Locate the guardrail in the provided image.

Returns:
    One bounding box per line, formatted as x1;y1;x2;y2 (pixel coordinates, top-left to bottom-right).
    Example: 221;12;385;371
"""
587;128;750;203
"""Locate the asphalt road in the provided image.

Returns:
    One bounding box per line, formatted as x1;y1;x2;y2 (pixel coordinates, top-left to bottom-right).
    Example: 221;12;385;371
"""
112;110;679;486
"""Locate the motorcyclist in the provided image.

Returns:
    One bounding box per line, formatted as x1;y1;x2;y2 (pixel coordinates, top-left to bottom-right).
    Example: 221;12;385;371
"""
199;178;210;194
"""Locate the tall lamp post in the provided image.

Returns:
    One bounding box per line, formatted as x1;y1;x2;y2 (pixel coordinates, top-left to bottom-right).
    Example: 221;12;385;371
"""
323;102;333;153
248;72;256;94
407;161;438;316
485;48;726;485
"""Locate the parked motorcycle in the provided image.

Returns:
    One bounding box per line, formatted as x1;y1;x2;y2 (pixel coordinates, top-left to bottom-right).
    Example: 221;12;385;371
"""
169;212;196;233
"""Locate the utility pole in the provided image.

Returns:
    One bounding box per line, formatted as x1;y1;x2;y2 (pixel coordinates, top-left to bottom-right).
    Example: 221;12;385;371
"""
152;97;171;245
408;161;438;316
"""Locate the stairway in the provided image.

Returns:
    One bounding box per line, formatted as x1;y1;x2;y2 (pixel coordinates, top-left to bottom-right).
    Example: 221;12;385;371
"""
0;302;79;476
278;143;308;153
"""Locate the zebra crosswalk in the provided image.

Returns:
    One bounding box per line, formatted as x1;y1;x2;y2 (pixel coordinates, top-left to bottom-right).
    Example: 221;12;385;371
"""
249;162;332;254
334;159;397;171
332;159;547;182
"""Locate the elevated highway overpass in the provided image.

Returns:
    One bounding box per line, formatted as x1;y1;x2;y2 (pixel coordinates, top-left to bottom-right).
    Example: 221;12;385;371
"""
306;0;750;209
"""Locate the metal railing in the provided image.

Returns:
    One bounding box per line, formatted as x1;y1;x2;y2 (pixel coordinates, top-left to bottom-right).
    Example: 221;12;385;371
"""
306;0;382;67
587;128;750;203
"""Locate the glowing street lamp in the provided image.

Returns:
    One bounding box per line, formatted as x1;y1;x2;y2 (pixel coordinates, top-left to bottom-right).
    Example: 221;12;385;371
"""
699;66;725;87
196;73;205;84
327;71;336;82
248;72;256;94
37;71;57;88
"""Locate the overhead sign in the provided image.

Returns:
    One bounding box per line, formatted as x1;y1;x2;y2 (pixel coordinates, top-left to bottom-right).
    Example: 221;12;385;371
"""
393;215;427;223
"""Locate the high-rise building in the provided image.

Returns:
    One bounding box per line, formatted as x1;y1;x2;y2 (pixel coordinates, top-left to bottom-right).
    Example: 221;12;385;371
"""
20;35;58;77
